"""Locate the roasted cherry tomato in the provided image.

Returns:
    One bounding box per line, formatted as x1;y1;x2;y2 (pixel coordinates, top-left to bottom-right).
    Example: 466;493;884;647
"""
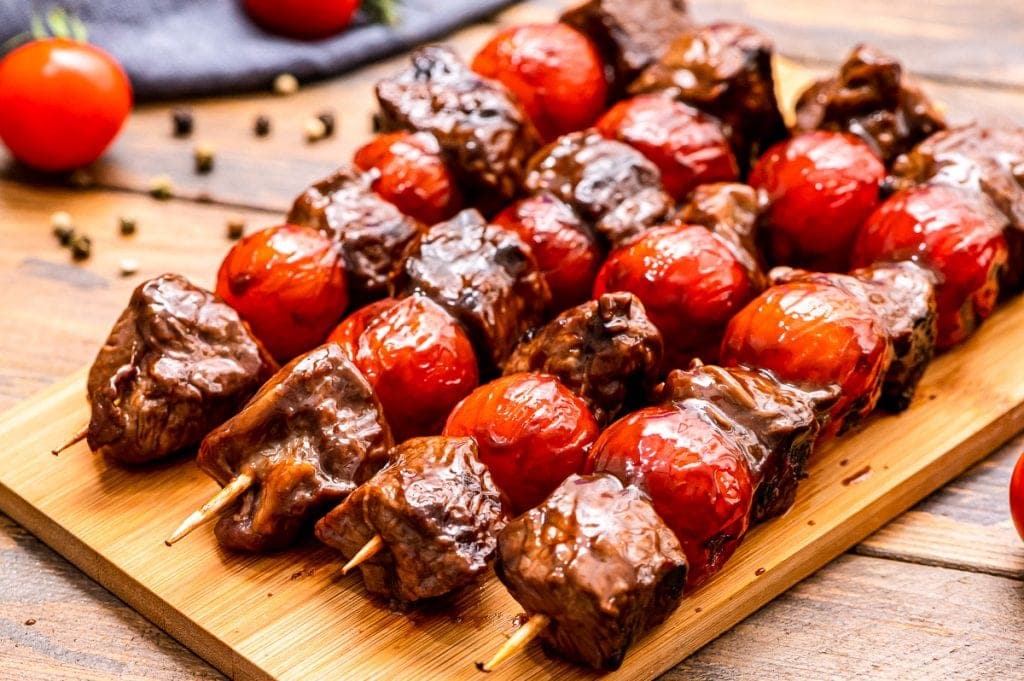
216;224;348;362
353;131;464;225
493;194;601;310
443;372;599;514
243;0;361;40
0;38;132;172
327;297;399;357
720;281;892;440
1011;451;1024;541
595;95;739;200
586;405;754;588
342;295;479;442
594;224;758;368
471;23;607;141
851;184;1009;349
750;130;885;271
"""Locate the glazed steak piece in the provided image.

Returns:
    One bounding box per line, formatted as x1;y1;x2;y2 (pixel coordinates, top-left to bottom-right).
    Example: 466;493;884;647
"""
198;344;393;552
630;22;787;167
658;364;834;522
287;166;422;304
674;181;767;284
560;0;692;95
770;263;938;412
504;292;663;426
794;44;946;165
494;474;688;670
86;274;277;465
316;436;505;603
524;129;672;248
391;209;550;369
375;45;541;203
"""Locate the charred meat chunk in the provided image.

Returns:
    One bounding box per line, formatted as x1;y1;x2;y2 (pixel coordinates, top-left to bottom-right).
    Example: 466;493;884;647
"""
504;292;663;426
198;344;393;552
770;262;937;412
86;274;277;465
560;0;692;95
287;166;422;304
674;181;767;284
316;436;504;603
375;45;541;204
629;22;787;167
658;364;835;522
391;209;550;369
794;44;946;165
494;474;688;670
524;129;672;248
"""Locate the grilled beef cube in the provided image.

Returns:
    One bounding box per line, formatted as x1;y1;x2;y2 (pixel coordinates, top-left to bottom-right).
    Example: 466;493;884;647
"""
375;45;541;205
560;0;692;96
287;166;422;304
794;44;946;165
494;474;688;670
391;209;550;370
524;129;672;248
504;292;663;426
629;22;787;168
769;262;938;412
86;274;277;465
198;344;392;552
316;436;504;603
658;364;835;522
674;181;767;284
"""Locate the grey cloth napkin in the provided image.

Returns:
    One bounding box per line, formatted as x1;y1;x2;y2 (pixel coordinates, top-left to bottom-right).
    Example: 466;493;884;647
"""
0;0;517;100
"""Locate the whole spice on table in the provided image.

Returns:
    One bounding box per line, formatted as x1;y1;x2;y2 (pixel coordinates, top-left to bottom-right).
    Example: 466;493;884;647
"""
119;258;139;276
226;218;245;240
119;216;137;235
172;108;194;137
273;72;299;95
254;114;271;137
194;143;216;174
317;111;336;137
69;235;92;261
304;116;328;142
149;175;174;199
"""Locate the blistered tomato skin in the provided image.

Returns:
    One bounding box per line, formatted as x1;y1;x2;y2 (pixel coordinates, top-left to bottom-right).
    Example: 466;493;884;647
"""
594;224;758;369
595;95;739;200
1011;451;1024;541
750;131;885;271
443;373;600;514
851;185;1009;349
586;405;754;588
346;295;479;442
720;281;892;440
326;298;400;357
471;23;607;142
353;131;464;225
493;194;601;310
216;224;348;362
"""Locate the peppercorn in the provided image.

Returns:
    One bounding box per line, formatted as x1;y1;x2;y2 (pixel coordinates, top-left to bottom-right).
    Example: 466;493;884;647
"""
304;117;327;143
226;218;245;240
119;216;137;236
53;226;75;246
70;235;92;261
317;111;336;137
149;175;174;199
172;108;194;137
194;143;215;174
254;114;271;137
273;73;299;95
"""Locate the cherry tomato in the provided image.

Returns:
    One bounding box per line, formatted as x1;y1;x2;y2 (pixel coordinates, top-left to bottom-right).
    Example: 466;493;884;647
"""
493;194;601;310
216;224;348;362
1011;451;1024;541
720;281;892;440
353;131;464;225
443;373;600;514
345;295;479;442
750;131;885;271
851;184;1009;349
586;405;754;588
243;0;360;40
471;23;607;142
595;95;739;200
594;224;758;368
327;297;399;357
0;38;132;172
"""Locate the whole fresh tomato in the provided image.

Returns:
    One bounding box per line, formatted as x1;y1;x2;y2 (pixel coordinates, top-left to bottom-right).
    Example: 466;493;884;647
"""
1011;451;1024;541
0;38;132;172
243;0;361;39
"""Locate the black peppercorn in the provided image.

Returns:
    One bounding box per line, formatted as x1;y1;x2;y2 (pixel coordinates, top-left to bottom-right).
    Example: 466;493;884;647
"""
119;216;137;236
70;235;92;261
194;144;215;174
254;114;271;137
226;219;245;240
53;226;75;245
317;111;336;137
172;108;194;137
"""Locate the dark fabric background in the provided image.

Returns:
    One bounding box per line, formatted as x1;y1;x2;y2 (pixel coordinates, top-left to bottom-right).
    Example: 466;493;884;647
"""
0;0;517;100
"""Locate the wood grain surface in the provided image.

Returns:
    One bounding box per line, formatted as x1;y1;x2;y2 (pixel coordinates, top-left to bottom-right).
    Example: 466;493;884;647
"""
1;0;1023;678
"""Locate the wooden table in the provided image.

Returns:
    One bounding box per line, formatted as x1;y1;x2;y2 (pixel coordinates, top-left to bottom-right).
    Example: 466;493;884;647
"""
2;1;1022;678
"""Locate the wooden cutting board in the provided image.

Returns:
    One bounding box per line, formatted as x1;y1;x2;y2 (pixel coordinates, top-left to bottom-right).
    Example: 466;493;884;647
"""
2;289;1024;680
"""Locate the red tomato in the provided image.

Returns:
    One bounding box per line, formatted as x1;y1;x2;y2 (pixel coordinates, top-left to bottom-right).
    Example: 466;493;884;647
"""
443;373;600;514
595;95;739;200
243;0;361;39
216;224;348;362
327;297;399;357
1011;451;1024;541
0;38;132;172
471;23;607;141
586;405;754;588
750;131;885;271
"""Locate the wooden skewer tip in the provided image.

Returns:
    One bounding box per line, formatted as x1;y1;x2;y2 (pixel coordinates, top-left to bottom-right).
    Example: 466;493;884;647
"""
164;473;253;546
52;425;88;456
341;533;385;574
477;613;550;673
